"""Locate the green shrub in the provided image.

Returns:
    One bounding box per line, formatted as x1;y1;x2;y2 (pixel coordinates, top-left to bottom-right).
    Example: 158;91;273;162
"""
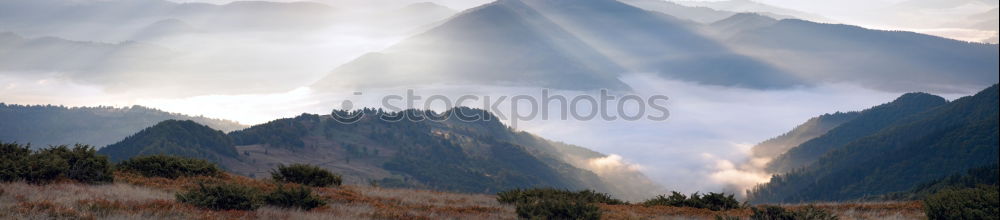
2;143;112;184
496;188;625;205
117;155;221;178
643;191;740;211
924;185;999;220
750;205;836;220
794;205;837;220
23;150;70;184
38;145;113;184
270;164;342;187
1;142;33;182
176;182;263;210
264;185;327;210
515;198;602;220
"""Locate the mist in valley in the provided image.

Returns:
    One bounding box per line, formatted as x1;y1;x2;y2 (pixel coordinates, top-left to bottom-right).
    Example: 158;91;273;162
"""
3;0;998;198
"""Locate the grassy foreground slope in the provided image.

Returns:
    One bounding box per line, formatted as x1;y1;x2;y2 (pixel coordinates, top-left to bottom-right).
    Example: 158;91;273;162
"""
0;171;925;219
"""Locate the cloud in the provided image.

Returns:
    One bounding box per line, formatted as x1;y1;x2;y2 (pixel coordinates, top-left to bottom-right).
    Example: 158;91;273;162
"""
586;154;645;175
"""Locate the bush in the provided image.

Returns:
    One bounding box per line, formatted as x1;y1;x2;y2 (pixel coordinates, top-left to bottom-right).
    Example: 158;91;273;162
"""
0;142;32;182
750;205;836;220
643;191;740;211
497;188;625;205
176;182;263;210
117;155;221;178
923;185;999;220
1;143;112;184
497;188;617;220
515;198;601;220
270;164;342;187
264;185;327;210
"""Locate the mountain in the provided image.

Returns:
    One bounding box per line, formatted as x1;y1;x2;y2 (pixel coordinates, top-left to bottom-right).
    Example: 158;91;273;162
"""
880;164;999;200
750;112;859;159
313;0;799;91
0;32;174;80
0;0;341;42
708;13;779;38
99;120;239;164
619;0;736;23
721;19;999;93
748;84;999;203
315;0;996;93
98;107;661;200
314;0;628;90
674;0;829;22
766;92;949;173
0;103;245;149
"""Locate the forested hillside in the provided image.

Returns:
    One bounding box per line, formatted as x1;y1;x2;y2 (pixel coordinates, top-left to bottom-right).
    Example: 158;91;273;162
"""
97;107;660;200
99;120;239;164
750;111;859;159
0;103;244;149
766;93;948;173
749;84;999;203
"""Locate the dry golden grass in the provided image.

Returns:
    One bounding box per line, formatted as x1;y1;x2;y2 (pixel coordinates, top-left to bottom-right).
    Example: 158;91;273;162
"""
1;172;513;220
0;172;925;219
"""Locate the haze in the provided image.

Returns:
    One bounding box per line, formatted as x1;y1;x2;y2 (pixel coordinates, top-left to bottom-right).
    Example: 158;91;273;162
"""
2;0;997;195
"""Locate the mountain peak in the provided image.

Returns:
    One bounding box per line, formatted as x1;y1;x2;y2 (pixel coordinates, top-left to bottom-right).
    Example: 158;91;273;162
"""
99;119;237;162
893;92;948;105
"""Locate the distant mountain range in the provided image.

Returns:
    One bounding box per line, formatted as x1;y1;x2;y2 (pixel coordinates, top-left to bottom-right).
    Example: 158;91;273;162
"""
748;84;999;203
0;103;245;149
312;0;998;93
96;107;662;201
313;0;799;90
672;0;830;22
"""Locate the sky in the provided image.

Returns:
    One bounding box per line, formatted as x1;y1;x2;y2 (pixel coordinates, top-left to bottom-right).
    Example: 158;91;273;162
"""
168;0;999;42
2;0;996;194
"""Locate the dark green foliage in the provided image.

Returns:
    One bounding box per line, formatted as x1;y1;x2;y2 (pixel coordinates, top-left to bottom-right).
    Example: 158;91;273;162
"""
98;120;238;163
767;92;948;173
271;164;342;187
750;205;836;220
923;185;999;220
0;142;32;181
229;114;317;149
38;145;114;184
515;198;602;220
882;164;999;200
176;183;263;211
263;185;327;210
497;188;609;220
497;188;625;205
22;149;70;184
1;143;112;184
750;85;999;203
642;191;740;211
715;215;741;220
116;155;221;179
0;104;243;149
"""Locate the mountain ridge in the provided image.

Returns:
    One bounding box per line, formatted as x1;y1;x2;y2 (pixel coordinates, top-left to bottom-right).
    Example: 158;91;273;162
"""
749;84;999;203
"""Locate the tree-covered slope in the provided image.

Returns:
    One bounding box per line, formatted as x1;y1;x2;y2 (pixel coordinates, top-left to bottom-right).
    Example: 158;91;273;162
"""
228;108;641;197
98;120;238;163
766;93;948;173
103;107;657;200
749;84;999;203
750;111;859;159
880;164;999;201
0;103;244;149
